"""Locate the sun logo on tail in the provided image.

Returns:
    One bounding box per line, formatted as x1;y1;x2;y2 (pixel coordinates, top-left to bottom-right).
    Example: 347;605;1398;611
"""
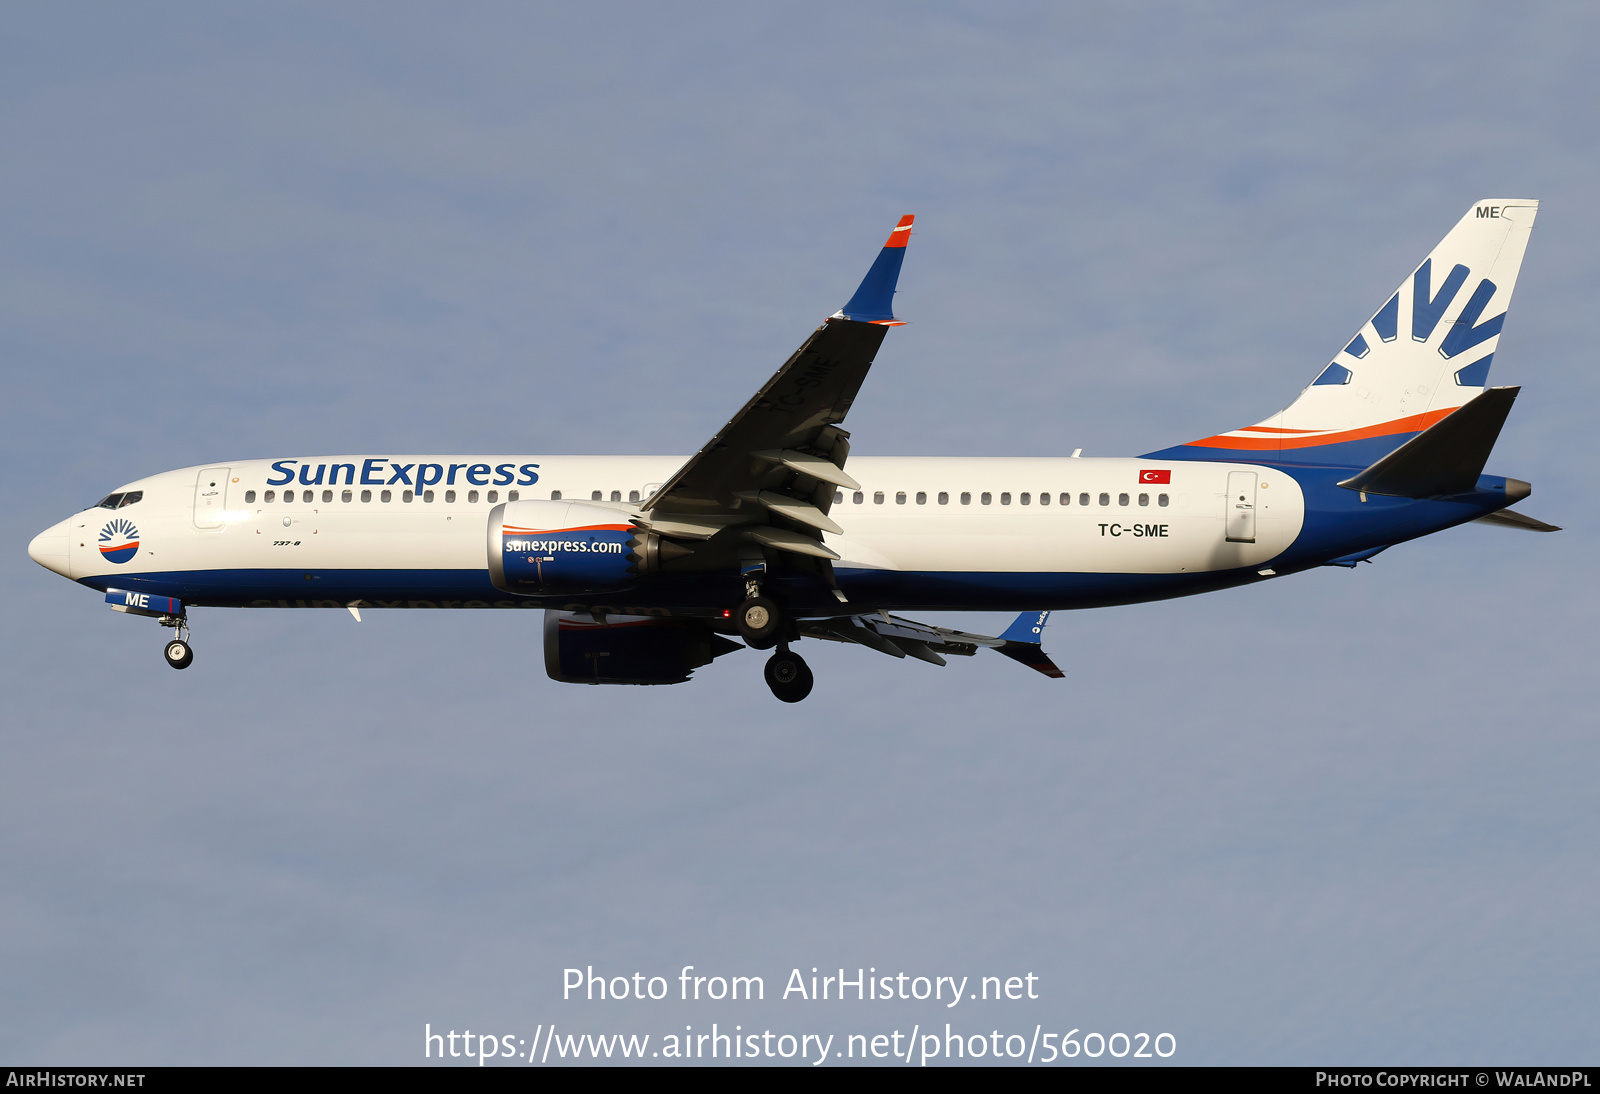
98;517;140;564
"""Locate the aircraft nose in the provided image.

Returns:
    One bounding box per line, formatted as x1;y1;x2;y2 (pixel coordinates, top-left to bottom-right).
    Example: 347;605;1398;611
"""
28;518;72;578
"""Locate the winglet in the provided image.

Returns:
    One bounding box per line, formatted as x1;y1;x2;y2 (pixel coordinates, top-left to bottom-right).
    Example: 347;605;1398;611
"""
836;214;913;325
993;611;1065;678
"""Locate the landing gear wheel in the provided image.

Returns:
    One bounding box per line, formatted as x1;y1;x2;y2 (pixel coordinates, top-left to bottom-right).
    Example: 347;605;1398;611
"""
764;649;813;703
163;639;193;670
736;595;783;650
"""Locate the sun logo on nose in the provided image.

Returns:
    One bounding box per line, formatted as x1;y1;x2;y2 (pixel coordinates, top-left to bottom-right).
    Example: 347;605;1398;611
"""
98;517;140;564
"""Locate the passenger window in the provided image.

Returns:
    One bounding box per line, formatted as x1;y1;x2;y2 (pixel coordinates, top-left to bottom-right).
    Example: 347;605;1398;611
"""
1059;493;1070;506
1080;493;1090;506
938;492;949;505
119;492;143;507
361;489;372;503
591;491;602;501
1039;491;1049;505
630;490;641;503
468;490;479;503
322;490;333;503
835;491;844;504
507;490;518;501
244;490;256;503
547;491;557;501
1138;492;1149;506
1000;492;1011;505
874;491;884;504
423;490;435;502
489;490;501;503
981;492;992;505
853;491;863;504
1118;493;1129;506
301;490;312;503
607;490;618;502
381;490;392;502
341;490;352;503
403;490;414;503
1099;493;1110;506
1020;492;1030;505
1158;493;1169;507
445;490;456;503
895;491;906;505
916;491;927;505
264;490;275;502
961;492;971;505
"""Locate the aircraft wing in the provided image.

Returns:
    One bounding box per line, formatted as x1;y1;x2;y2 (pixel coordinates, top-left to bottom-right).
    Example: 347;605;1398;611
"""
639;216;914;555
800;610;1065;678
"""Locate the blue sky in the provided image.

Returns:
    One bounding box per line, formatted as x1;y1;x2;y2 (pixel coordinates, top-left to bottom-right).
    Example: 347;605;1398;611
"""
4;2;1597;1064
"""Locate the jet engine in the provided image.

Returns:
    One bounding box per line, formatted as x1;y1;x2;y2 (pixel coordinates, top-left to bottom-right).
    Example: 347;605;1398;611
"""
544;610;743;685
487;499;658;595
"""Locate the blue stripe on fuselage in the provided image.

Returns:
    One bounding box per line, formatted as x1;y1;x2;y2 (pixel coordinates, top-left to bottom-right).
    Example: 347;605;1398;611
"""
77;565;1288;613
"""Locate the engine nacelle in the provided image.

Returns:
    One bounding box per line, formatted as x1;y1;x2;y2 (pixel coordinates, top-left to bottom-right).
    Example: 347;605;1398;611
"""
488;500;641;595
544;611;743;685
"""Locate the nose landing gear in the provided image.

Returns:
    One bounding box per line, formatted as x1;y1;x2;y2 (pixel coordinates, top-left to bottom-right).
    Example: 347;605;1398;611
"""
159;613;193;670
763;646;813;703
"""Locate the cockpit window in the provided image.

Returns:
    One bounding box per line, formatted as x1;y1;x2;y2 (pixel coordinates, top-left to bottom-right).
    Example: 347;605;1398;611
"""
96;491;143;510
118;491;142;508
96;494;125;509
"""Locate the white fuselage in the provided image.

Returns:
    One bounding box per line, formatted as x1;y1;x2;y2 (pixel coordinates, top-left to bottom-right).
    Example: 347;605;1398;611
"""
33;455;1305;613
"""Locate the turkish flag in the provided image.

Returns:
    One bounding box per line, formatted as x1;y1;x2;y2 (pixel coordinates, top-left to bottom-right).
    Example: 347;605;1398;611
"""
1139;469;1171;484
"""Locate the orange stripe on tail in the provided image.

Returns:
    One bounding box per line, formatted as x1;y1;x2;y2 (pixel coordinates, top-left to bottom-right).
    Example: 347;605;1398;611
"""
1187;407;1458;451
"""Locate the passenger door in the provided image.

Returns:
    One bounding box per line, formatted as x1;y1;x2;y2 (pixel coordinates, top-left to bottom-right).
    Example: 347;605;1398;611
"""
1225;470;1257;543
193;467;231;530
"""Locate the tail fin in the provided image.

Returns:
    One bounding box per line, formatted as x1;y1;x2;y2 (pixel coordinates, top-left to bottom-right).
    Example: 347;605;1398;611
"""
1149;200;1538;467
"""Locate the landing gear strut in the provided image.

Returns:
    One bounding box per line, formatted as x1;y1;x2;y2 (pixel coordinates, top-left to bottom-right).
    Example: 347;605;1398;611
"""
159;613;193;670
764;646;813;703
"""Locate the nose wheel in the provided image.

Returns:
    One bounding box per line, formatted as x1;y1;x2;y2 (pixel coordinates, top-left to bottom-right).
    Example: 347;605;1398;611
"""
164;639;194;669
159;613;193;670
763;647;813;703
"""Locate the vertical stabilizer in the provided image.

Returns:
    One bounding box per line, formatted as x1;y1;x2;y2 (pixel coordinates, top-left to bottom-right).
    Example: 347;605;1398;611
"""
1150;200;1538;467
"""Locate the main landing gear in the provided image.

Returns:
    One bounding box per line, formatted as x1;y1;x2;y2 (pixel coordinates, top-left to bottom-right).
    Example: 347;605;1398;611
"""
764;646;813;703
735;594;783;650
736;576;811;701
160;613;193;670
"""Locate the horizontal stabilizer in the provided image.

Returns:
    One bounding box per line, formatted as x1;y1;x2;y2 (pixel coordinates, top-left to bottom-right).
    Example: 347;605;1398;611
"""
1338;387;1518;498
1474;507;1561;532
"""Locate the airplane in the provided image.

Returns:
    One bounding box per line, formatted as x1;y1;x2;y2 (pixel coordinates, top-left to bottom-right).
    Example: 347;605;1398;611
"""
28;202;1558;702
